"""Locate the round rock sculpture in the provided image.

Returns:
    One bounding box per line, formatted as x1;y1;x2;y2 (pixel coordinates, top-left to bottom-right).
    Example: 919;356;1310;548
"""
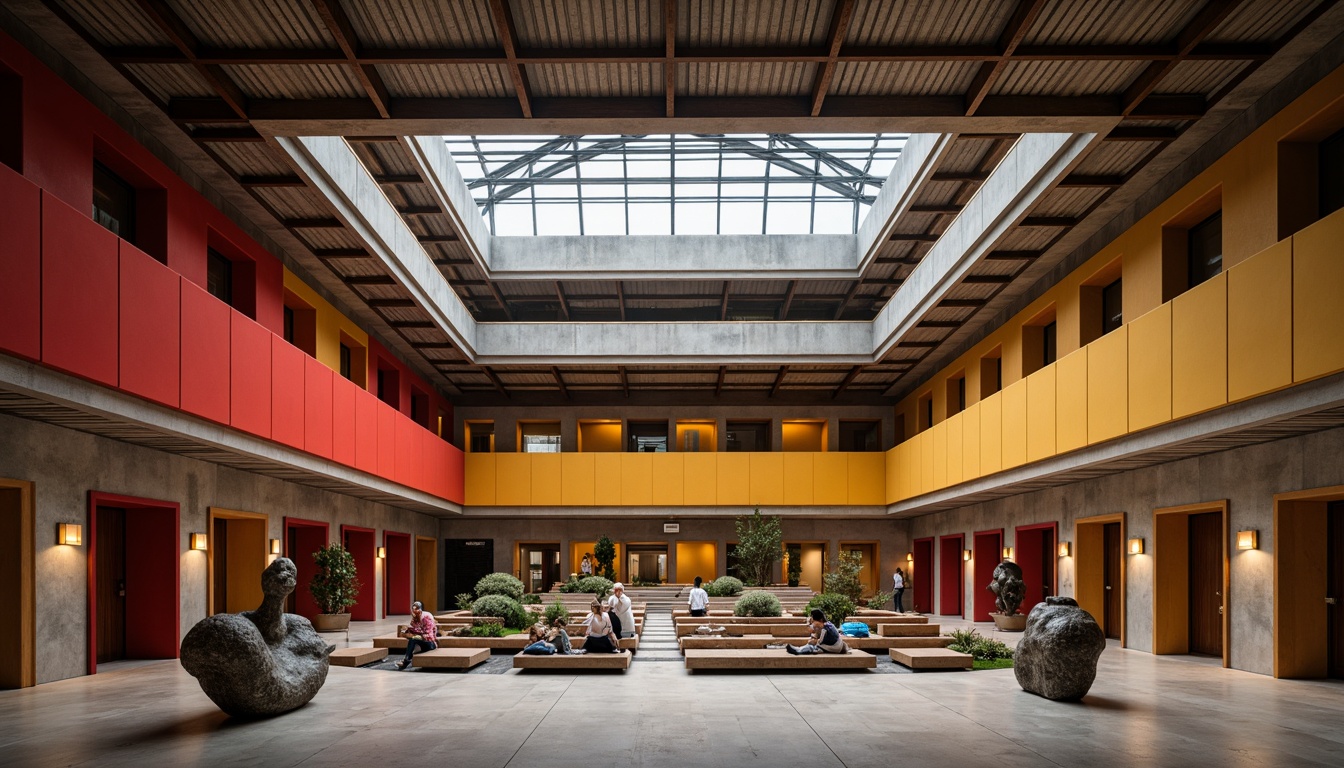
181;557;332;717
1013;596;1106;701
989;560;1026;617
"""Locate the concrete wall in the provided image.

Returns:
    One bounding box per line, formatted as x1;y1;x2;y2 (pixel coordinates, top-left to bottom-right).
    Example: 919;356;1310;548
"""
0;412;439;684
907;423;1344;676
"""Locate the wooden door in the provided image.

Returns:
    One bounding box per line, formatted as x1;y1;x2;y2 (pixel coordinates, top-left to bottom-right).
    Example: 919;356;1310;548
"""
1103;522;1121;639
95;507;126;664
1329;503;1344;679
1188;512;1223;656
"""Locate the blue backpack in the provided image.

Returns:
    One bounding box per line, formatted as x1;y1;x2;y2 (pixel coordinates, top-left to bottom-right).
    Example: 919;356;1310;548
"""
839;621;870;638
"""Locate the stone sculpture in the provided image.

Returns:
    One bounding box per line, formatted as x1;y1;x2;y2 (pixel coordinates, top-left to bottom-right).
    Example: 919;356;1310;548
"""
181;557;332;717
989;560;1026;616
1013;596;1107;701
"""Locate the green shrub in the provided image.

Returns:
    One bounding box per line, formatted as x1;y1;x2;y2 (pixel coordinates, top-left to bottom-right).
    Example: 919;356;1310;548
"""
705;576;743;597
521;593;541;605
822;550;864;607
309;544;360;614
468;623;506;638
474;572;525;601
945;628;980;652
558;576;580;593
470;594;529;629
943;628;1015;661
733;591;783;617
574;576;614;597
805;593;855;625
866;589;894;610
543;601;571;626
454;592;475;610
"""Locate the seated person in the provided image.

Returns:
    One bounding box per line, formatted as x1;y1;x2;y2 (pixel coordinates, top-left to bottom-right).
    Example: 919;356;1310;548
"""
581;600;620;653
786;609;848;655
523;623;556;655
547;616;583;655
395;601;438;670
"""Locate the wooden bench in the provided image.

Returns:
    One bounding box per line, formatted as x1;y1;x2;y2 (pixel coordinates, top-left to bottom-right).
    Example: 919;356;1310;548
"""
683;648;876;671
843;615;929;629
411;648;491;670
876;623;940;637
329;647;387;667
889;647;973;670
677;622;812;638
372;633;453;649
677;634;952;653
513;650;631;670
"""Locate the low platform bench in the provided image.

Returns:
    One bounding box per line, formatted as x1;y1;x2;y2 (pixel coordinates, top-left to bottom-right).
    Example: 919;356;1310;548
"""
513;650;631;670
684;648;875;670
678;635;955;653
889;647;973;670
329;647;388;667
411;648;491;670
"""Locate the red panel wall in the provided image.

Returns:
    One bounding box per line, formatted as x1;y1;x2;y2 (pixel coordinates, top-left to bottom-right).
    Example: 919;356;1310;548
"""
972;530;1002;622
118;243;180;407
938;534;964;617
124;505;180;659
0;164;41;360
395;416;421;489
377;407;397;479
385;531;412;617
353;388;379;475
229;311;271;438
41;193;119;385
270;336;305;450
304;356;334;459
179;280;230;424
330;374;356;467
340;526;377;622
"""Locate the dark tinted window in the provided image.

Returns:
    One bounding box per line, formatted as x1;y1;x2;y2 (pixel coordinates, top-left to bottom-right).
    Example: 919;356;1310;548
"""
1042;322;1057;366
957;377;966;412
1102;278;1123;335
339;344;352;380
92;161;135;243
206;248;233;307
726;421;770;452
283;305;295;344
1321;126;1344;219
1187;212;1222;289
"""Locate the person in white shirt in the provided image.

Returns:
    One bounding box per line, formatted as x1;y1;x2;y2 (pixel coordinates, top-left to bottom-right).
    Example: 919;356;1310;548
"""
582;600;619;653
893;568;906;613
607;583;636;638
687;576;710;618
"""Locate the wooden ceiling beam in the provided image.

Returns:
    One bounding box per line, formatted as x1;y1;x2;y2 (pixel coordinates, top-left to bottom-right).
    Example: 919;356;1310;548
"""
964;0;1048;116
619;365;630;398
778;280;798;320
1120;0;1248;115
551;367;571;399
810;0;856;116
770;366;790;398
664;0;677;117
311;0;391;119
133;0;250;119
555;283;571;320
832;365;865;399
487;0;533;118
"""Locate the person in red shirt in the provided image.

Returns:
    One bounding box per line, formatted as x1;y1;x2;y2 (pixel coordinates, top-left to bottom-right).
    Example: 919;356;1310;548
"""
395;601;437;670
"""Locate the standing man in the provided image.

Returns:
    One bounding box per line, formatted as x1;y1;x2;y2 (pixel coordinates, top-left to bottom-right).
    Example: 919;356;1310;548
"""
892;568;906;613
608;583;636;638
395;601;438;670
687;576;710;618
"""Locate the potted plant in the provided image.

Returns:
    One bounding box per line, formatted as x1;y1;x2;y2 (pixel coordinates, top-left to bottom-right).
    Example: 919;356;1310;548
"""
988;560;1027;631
309;543;360;631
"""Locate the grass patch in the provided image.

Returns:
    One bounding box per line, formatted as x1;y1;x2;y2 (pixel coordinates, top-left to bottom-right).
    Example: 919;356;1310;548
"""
973;658;1014;671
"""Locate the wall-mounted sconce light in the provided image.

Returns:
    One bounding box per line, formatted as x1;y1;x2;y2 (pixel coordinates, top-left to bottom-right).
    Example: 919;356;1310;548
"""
1058;542;1071;557
906;552;913;563
58;523;82;546
1128;537;1144;555
1002;546;1014;560
191;533;208;551
377;546;386;559
962;549;972;561
270;539;281;555
1236;530;1258;550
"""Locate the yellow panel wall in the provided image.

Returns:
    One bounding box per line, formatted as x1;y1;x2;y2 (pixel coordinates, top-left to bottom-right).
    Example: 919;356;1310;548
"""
932;423;948;488
962;403;981;481
530;453;562;506
651;453;685;506
1128;304;1172;431
1293;209;1344;382
561;453;596;505
750;452;785;505
1026;365;1056;462
1088;327;1128;443
1055;347;1088;453
980;393;1002;475
620;453;654;505
682;453;718;506
1228;239;1293;402
464;453;496;505
594;454;623;506
1001;380;1027;470
495;453;532;506
814;453;848;505
1171;273;1228;419
675;541;717;582
717;453;751;505
784;453;816;505
920;429;934;493
946;411;963;486
282;268;369;375
847;453;886;505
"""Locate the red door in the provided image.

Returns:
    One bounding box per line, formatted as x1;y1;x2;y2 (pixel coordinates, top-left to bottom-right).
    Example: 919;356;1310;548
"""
1015;523;1057;615
913;537;934;613
341;526;377;622
284;518;328;619
938;534;963;616
384;531;412;617
972;530;1001;622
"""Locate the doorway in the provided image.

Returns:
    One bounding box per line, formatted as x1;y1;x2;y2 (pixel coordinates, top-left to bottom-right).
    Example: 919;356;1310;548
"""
415;536;438;611
913;537;934;613
1330;503;1344;679
207;508;267;615
0;480;34;689
519;542;561;593
284;517;328;619
1154;501;1227;667
627;544;668;584
1015;522;1057;614
1103;522;1122;639
1075;513;1125;644
88;492;179;675
445;539;493;601
839;542;879;595
938;534;964;617
340;525;377;621
972;529;1002;622
384;531;411;617
783;542;823;591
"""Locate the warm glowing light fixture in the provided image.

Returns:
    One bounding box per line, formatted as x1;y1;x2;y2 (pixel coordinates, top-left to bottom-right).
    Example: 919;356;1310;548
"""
377;546;386;559
962;549;972;561
270;538;281;555
1002;546;1014;560
1058;542;1071;557
1128;537;1145;555
191;533;208;551
906;552;913;563
58;523;82;546
1236;530;1258;550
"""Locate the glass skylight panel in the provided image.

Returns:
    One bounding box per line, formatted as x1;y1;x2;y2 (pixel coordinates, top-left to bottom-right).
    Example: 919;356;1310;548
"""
442;133;906;236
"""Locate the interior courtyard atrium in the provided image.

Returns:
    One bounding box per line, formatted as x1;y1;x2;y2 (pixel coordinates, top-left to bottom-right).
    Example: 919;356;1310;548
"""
2;1;1344;766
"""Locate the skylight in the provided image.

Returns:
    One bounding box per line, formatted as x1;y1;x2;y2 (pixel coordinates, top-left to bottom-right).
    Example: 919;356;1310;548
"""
442;134;906;237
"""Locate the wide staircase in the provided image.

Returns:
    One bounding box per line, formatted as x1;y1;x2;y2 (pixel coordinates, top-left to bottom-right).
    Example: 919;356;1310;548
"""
625;586;684;663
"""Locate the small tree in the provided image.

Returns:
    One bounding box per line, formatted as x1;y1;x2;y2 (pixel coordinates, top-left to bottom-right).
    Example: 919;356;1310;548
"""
733;508;783;587
822;549;864;608
310;544;360;615
593;534;617;581
786;545;802;587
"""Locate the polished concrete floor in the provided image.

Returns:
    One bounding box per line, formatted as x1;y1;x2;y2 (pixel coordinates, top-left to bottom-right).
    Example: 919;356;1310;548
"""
2;615;1342;768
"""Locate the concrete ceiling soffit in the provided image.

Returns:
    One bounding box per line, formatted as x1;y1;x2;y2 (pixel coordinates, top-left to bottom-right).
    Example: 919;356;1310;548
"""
856;132;957;273
402;135;493;271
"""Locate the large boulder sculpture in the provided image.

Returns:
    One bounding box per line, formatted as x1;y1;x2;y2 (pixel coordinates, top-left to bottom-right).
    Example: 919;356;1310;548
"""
989;560;1025;617
1014;596;1106;701
181;557;332;717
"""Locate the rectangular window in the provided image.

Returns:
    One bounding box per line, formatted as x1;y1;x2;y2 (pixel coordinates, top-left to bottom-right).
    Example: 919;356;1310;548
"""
1101;278;1123;335
375;363;400;408
520;422;561;453
1042;321;1057;366
467;421;495;453
726;421;770;452
945;373;966;417
838;420;880;452
1187;211;1222;289
627;421;669;452
410;391;430;427
980;353;1002;398
92;161;136;243
916;392;933;432
1321;126;1344;219
283;305;295;344
206;248;234;307
339;344;352;381
0;65;20;173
